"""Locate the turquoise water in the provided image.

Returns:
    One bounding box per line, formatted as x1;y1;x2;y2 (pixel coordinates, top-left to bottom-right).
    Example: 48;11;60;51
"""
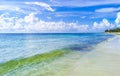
0;33;113;63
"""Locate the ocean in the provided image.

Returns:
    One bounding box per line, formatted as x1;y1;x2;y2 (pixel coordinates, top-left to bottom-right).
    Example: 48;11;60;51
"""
0;33;114;63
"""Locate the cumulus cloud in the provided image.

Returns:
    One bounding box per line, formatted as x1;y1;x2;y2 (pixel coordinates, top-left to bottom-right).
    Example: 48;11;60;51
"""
0;13;14;30
93;18;115;31
115;12;120;27
93;12;120;31
0;11;120;33
25;2;54;12
22;13;90;33
95;7;120;13
24;13;38;23
24;21;89;33
0;13;89;33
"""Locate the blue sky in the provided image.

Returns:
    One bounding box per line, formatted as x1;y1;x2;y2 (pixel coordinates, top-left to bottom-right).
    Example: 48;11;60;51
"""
0;0;120;33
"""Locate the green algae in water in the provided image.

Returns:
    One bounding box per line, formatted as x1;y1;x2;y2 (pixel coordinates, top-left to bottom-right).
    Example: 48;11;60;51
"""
0;49;70;75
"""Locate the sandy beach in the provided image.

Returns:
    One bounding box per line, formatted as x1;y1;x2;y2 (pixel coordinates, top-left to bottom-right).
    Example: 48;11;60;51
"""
65;34;120;76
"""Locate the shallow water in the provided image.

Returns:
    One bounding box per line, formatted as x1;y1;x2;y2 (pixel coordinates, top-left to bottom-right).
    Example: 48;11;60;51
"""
5;35;120;76
0;33;113;63
5;51;87;76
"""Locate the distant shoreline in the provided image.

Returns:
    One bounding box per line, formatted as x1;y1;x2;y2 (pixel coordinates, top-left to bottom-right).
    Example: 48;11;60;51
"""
105;32;120;35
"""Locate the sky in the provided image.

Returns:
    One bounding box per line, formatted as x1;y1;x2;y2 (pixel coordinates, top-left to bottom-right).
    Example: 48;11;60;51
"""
0;0;120;33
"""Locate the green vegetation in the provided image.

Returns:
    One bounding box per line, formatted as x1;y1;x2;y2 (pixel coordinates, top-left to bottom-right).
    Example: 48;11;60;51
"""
105;28;120;32
0;49;70;75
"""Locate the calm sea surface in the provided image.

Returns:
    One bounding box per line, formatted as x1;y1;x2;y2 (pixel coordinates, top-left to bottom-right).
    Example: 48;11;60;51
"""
0;33;114;63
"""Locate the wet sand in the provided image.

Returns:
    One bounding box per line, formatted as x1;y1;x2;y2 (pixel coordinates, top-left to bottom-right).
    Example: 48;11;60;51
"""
66;35;120;76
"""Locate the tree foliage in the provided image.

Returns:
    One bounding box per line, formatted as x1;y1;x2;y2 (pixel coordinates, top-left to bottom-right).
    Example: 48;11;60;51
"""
105;28;120;32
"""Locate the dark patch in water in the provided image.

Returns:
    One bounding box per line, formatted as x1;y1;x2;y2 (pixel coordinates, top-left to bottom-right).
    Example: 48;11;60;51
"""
66;44;91;51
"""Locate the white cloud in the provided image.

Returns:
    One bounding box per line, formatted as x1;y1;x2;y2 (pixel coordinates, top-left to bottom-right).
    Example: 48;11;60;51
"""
24;13;38;23
0;13;89;33
0;5;25;13
92;12;120;31
0;13;13;30
115;12;120;27
25;2;54;12
24;19;89;33
93;18;115;31
0;11;120;33
95;7;120;13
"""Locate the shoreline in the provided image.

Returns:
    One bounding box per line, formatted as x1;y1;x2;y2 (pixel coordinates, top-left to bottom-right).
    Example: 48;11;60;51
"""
105;32;120;35
66;35;120;76
0;33;116;76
